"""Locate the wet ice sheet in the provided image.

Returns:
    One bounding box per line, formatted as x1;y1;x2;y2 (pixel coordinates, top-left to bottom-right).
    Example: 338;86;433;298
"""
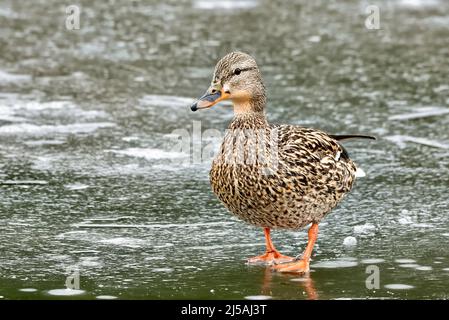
73;221;235;229
389;106;449;121
0;0;449;301
139;95;195;108
385;135;449;149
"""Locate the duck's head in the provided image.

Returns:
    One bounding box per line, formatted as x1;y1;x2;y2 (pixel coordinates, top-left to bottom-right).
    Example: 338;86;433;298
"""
190;52;266;114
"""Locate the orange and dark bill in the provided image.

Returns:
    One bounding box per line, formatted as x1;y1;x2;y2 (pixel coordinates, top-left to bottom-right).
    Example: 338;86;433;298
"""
190;90;230;111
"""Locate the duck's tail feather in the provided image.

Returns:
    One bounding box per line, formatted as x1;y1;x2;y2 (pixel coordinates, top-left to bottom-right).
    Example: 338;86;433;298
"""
330;135;376;141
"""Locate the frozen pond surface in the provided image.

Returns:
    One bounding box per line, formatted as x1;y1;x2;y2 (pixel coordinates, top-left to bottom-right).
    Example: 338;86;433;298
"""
0;0;448;299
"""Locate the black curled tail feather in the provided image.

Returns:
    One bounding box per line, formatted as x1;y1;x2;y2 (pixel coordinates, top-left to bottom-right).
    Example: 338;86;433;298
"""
330;135;376;141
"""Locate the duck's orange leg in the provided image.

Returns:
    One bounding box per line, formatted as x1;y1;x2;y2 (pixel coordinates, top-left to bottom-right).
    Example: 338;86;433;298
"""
273;223;319;273
247;228;294;265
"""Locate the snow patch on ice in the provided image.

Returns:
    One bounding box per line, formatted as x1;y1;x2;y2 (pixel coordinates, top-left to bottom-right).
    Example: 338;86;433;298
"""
48;289;86;296
0;122;115;135
343;236;357;247
194;0;258;10
109;148;188;160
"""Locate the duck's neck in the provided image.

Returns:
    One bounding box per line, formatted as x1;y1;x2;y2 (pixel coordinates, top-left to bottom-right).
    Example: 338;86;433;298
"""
229;101;268;130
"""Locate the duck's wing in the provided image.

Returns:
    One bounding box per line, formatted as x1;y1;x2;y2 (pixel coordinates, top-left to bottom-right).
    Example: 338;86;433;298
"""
271;124;358;194
274;125;349;162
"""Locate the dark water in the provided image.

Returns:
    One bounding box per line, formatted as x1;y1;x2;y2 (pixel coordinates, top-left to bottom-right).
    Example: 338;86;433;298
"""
0;0;448;300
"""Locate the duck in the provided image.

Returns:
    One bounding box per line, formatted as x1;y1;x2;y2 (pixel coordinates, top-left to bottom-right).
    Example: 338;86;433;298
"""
190;52;374;273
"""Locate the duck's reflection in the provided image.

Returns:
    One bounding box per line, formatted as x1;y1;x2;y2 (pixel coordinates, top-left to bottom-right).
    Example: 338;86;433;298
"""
260;267;318;300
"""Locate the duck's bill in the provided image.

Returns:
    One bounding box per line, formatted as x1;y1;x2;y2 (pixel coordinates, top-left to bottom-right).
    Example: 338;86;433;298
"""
190;90;230;111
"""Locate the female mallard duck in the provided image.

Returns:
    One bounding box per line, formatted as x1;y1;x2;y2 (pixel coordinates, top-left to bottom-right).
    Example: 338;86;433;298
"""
190;52;374;273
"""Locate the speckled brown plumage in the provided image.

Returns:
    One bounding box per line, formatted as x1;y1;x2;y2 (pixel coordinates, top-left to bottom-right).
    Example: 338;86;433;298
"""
210;112;356;229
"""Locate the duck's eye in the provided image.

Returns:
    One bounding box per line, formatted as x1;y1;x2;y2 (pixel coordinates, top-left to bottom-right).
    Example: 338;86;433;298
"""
233;68;241;75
